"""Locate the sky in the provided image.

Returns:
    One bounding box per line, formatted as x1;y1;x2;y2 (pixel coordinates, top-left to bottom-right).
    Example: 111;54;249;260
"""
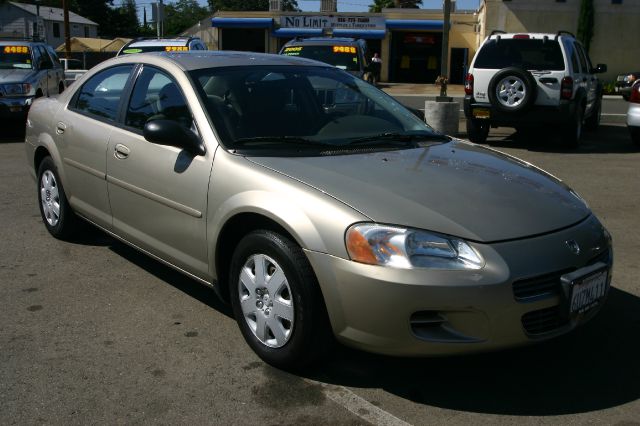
190;0;482;13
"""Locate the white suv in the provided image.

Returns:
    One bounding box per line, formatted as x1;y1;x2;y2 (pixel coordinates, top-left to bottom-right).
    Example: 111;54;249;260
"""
463;31;607;147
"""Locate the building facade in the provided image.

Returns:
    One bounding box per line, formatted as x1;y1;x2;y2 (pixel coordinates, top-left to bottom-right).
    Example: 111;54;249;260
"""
185;6;481;84
0;2;98;49
184;0;637;84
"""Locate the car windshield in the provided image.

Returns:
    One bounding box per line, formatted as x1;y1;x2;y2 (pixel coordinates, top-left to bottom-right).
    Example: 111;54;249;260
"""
281;45;360;71
0;46;33;69
474;39;565;71
121;45;188;55
190;65;445;155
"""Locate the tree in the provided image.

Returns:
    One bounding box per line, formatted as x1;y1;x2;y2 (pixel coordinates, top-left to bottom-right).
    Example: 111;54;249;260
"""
107;0;139;38
577;0;594;53
369;0;394;13
369;0;421;12
163;0;210;36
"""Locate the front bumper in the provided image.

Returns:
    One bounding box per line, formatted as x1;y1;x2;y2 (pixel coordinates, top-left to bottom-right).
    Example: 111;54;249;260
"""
0;96;33;119
463;95;576;127
306;214;612;356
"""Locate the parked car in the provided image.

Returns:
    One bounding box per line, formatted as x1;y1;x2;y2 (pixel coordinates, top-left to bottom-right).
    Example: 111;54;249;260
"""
615;71;640;101
627;80;640;145
464;31;607;148
279;37;373;82
0;39;65;120
25;51;612;369
116;37;207;56
59;58;87;87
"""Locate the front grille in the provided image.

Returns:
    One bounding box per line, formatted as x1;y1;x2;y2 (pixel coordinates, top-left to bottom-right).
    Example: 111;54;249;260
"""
521;306;568;335
512;269;570;301
512;248;611;301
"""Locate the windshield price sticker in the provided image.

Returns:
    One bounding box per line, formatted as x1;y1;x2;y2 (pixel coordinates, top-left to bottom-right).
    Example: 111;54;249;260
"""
333;46;356;54
165;46;189;52
570;268;608;314
4;46;30;54
284;47;302;52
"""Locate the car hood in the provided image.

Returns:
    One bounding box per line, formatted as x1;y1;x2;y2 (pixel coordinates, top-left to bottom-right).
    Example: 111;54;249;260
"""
246;140;590;243
0;68;35;83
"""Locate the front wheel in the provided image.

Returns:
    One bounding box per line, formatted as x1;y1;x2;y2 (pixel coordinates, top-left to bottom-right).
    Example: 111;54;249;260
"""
229;230;332;370
37;156;79;239
585;100;601;132
466;119;490;143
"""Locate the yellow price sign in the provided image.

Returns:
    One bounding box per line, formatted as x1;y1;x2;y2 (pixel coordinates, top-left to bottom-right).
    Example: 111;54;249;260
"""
284;47;302;52
332;46;356;54
164;46;189;52
3;46;30;54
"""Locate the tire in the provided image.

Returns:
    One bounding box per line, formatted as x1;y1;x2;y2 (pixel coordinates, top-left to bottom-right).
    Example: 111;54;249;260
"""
58;82;65;94
488;67;536;113
623;94;630;102
37;156;79;239
466;119;490;143
562;108;584;149
585;99;601;132
630;127;640;147
229;230;332;370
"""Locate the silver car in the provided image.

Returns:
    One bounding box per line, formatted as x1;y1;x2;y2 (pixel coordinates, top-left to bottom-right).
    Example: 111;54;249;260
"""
0;40;65;120
25;51;613;368
627;80;640;146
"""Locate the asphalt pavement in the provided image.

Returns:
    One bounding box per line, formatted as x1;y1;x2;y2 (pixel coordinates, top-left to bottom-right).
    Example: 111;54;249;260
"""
1;117;639;425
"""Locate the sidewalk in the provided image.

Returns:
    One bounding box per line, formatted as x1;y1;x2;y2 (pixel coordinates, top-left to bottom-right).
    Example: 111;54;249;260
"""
379;83;465;98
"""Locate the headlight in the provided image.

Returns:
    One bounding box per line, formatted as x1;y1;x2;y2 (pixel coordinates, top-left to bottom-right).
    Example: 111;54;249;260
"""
1;83;31;96
346;223;484;270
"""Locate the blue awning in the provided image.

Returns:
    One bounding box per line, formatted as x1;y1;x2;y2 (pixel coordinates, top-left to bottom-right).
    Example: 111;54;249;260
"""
272;28;386;39
211;18;274;28
386;20;443;30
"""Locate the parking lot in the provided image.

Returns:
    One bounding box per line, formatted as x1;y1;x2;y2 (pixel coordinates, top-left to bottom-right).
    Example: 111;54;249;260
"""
1;121;639;425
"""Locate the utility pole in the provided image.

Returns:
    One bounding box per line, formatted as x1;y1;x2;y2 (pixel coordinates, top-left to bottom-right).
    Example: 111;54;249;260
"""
62;0;71;59
439;0;452;99
156;0;163;38
34;0;40;40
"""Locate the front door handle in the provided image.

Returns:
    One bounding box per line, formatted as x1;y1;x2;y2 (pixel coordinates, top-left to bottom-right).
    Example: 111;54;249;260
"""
114;143;130;159
56;121;66;134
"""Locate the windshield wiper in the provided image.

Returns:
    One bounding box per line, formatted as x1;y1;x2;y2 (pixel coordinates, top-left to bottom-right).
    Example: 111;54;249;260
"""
233;136;334;148
347;132;449;146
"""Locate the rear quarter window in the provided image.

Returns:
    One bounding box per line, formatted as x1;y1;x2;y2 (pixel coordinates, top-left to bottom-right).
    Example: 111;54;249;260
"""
473;39;565;71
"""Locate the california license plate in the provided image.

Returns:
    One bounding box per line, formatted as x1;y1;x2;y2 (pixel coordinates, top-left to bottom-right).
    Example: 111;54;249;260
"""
472;108;490;119
566;267;609;314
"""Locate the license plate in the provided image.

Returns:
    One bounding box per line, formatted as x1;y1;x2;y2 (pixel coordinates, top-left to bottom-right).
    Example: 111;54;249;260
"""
472;108;490;119
568;267;608;314
9;105;22;112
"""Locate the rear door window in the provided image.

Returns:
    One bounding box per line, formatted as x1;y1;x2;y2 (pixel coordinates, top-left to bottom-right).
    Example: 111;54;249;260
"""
72;65;134;122
474;39;565;71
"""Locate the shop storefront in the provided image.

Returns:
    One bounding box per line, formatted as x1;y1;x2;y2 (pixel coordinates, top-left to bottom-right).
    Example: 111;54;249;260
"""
192;9;480;84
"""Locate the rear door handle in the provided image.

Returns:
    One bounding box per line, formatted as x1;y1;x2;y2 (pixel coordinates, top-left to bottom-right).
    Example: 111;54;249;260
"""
56;121;66;134
114;143;130;159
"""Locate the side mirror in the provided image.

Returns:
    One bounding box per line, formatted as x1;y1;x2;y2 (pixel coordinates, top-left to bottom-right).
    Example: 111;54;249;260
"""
593;64;607;74
143;119;205;156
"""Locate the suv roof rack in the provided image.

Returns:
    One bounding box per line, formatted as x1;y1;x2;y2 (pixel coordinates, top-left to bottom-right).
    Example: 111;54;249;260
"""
554;30;575;40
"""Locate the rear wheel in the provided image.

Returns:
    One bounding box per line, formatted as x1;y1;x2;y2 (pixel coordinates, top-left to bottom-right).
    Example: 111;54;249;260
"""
229;230;332;370
37;157;79;239
562;108;584;149
466;119;490;143
585;99;601;131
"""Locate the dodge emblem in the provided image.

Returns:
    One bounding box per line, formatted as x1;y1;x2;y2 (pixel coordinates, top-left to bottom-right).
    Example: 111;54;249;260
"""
566;240;580;255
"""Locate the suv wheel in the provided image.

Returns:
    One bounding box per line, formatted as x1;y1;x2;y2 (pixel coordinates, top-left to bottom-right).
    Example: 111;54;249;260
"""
563;108;584;149
467;119;490;143
229;230;332;370
630;127;640;146
585;99;601;131
488;67;536;113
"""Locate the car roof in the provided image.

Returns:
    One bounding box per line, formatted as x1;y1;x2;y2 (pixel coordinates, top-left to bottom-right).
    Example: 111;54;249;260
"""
0;40;43;45
114;50;335;71
128;38;198;47
486;32;574;41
